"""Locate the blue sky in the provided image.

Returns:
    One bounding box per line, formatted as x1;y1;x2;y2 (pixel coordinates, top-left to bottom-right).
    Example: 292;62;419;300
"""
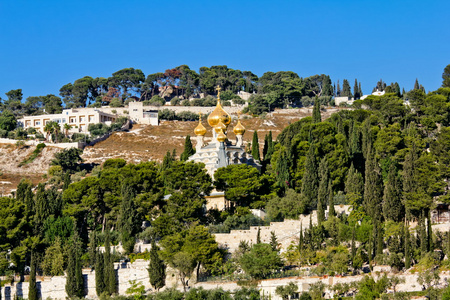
0;0;449;100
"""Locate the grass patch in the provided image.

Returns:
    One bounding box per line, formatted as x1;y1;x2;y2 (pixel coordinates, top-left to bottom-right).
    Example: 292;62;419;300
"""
18;143;46;167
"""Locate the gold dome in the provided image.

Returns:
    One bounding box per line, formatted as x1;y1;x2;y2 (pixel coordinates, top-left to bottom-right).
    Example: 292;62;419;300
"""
233;120;246;136
217;130;227;142
214;121;227;134
194;114;207;136
207;87;231;127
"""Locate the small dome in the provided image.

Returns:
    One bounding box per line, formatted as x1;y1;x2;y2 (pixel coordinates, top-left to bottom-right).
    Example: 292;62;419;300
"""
214;121;227;134
217;130;227;142
233;120;245;136
207;88;231;127
194;115;207;136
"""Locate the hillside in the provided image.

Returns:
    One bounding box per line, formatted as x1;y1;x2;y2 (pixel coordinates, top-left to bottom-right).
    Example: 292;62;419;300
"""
82;107;343;165
0;107;344;194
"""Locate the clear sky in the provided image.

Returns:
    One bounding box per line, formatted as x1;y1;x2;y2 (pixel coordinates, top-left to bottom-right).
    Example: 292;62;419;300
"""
0;0;449;100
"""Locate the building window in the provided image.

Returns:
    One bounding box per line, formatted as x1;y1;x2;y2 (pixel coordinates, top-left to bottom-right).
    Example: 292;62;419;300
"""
80;116;85;122
35;121;41;126
89;115;94;122
69;117;76;123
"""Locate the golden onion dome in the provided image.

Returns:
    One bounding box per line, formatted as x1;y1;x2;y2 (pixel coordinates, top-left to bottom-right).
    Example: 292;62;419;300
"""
217;130;227;143
207;88;231;127
194;114;207;136
233;119;246;136
214;121;227;134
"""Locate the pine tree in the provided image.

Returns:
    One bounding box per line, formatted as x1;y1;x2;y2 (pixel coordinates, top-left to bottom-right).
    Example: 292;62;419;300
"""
405;225;411;269
95;252;105;296
363;146;383;222
382;164;404;222
252;131;260;161
301;143;319;211
28;252;38;300
317;158;328;224
270;231;278;251
328;179;335;217
256;227;261;244
312;98;321;123
148;240;165;292
180;135;195;161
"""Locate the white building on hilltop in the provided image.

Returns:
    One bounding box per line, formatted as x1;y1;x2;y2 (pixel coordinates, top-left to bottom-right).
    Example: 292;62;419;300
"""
187;88;261;210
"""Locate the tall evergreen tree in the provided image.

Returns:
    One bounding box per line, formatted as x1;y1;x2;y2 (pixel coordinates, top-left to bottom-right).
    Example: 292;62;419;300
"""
276;148;290;188
299;224;304;251
180;135;195;161
252;131;261;161
345;163;364;204
382;164;404;222
403;144;418;219
270;231;278;251
312;98;321;123
317;158;328;224
118;184;139;254
336;80;341;96
376;222;383;256
34;183;50;235
160;150;175;172
104;228;116;295
328;179;335;217
358;82;362;97
148;240;166;292
301;143;319;210
95;252;105;296
353;79;360;99
89;231;97;268
66;232;84;298
405;226;411;269
351;226;356;265
363;146;383;222
28;252;38;300
342;79;352;98
256;227;261;244
414;78;420;90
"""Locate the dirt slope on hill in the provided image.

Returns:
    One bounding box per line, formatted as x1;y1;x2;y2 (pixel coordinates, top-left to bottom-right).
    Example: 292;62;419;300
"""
82;107;343;165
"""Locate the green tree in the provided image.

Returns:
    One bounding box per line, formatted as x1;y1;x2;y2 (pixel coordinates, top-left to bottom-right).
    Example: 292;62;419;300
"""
180;135;195;161
51;148;83;173
328;179;335;217
363;147;383;221
118;184;139;254
251;131;260;161
148;240;166;291
317;158;328;224
382;164;404;222
0;110;17;131
28;252;38;300
301;143;319;211
104;228;116;295
239;243;283;279
443;64;450;87
341;79;352;98
95;251;105;296
65;232;84;298
312;98;321;123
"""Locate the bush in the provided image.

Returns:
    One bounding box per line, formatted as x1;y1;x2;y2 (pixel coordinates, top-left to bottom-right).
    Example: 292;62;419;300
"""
89;123;110;137
0;129;7;138
158;109;177;121
109;98;123;107
170;97;180;106
176;111;198;121
181;99;191;106
149;95;165;106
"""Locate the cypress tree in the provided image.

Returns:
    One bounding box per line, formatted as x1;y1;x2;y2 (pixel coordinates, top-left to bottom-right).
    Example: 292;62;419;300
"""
262;134;269;161
270;231;278;251
180;135;195;161
414;78;420;90
363;146;383;222
160;150;175;172
276;148;290;188
351;226;356;264
34;183;50;235
382;164;404;222
345;163;364;199
89;231;97;268
299;224;304;251
342;79;352;98
104;228;116;295
358;82;362;97
263;131;274;164
256;227;261;244
252;131;260;161
317;158;328;224
427;211;433;252
328;179;335;217
66;233;84;298
419;214;427;256
336;80;341;96
301;143;319;211
28;252;38;300
119;184;139;254
62;171;71;190
376;222;383;256
312;98;321;123
403;145;417;219
405;225;411;269
353;79;360;99
148;240;166;292
95;252;105;296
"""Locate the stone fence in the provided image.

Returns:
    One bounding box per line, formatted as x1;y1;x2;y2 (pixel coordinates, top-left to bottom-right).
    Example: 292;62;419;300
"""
0;138;83;149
